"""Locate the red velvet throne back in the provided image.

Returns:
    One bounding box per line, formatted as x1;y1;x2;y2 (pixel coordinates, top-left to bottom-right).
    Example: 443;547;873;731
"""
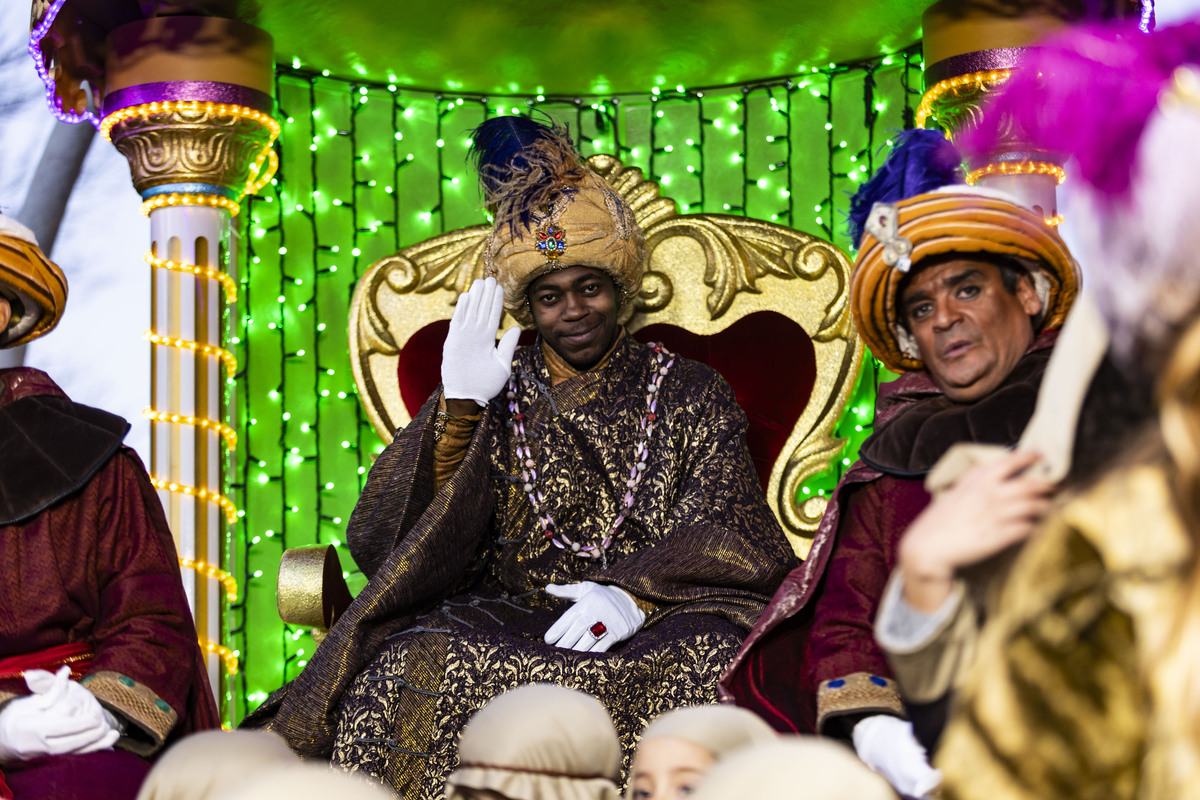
397;311;817;490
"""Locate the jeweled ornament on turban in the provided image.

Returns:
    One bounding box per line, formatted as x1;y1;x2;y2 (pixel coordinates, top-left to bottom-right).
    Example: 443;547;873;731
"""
535;221;566;261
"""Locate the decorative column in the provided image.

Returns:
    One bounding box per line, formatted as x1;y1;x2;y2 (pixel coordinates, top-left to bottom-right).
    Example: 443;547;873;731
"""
99;15;276;694
28;4;277;709
917;2;1068;223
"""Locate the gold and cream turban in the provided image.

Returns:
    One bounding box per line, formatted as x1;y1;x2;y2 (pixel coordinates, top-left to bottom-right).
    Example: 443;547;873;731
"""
0;214;68;348
445;684;621;800
473;119;643;328
851;187;1078;373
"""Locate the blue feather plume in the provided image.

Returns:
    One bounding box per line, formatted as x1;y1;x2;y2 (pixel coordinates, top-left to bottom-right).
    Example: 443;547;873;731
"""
847;129;964;248
469;115;558;196
467;115;585;234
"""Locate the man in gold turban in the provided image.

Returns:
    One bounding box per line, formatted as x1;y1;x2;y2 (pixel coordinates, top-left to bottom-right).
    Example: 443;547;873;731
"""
244;116;796;798
0;214;218;800
721;130;1079;799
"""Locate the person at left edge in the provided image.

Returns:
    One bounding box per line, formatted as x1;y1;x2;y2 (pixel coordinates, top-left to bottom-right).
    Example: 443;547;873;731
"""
0;213;219;800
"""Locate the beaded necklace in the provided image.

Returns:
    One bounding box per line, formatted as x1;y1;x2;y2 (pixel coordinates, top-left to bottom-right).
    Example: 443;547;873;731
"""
506;343;676;569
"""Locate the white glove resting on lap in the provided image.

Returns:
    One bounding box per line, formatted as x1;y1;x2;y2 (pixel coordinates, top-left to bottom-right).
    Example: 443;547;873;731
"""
544;581;646;653
441;277;521;407
0;665;121;765
852;714;941;799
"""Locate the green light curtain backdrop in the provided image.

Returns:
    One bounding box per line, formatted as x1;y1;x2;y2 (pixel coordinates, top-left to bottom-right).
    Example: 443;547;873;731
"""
227;48;922;724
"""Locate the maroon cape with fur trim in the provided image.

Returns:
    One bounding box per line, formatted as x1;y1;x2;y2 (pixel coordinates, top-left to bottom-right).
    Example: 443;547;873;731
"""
720;331;1057;732
0;369;219;800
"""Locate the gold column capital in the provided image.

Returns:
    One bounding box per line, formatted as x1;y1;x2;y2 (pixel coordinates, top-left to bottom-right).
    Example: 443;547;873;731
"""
106;105;276;200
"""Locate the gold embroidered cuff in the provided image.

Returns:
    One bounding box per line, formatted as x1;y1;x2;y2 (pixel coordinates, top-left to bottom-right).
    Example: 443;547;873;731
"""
630;594;657;616
82;670;178;755
433;397;482;490
816;671;905;732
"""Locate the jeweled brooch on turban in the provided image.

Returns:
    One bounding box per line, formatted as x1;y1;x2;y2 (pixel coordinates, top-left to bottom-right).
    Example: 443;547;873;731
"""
535;220;566;261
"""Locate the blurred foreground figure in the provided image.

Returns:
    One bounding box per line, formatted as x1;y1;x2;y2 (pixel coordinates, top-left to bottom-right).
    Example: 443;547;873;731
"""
721;130;1079;798
222;762;394;800
936;16;1200;800
627;704;775;800
136;730;297;800
0;214;218;800
688;737;896;800
445;684;620;800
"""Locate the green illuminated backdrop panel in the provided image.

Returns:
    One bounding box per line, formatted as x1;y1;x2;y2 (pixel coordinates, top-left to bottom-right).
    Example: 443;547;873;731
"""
227;49;921;723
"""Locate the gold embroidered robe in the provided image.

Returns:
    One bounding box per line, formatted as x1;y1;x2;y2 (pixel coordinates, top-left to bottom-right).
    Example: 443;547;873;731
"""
245;335;796;798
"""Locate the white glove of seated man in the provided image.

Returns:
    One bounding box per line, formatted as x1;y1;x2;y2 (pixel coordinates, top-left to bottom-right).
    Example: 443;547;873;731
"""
544;582;646;653
441;277;522;408
0;665;122;764
852;715;941;799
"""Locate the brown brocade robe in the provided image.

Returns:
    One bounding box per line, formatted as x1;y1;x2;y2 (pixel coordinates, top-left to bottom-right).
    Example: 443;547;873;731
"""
244;334;796;798
0;368;218;800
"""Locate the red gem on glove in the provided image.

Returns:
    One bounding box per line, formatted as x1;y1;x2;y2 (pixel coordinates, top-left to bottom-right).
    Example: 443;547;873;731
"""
647;413;656;422
544;530;554;539
590;621;608;638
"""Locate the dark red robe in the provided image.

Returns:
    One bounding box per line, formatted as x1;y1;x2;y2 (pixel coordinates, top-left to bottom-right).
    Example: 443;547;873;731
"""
720;332;1057;735
0;368;218;800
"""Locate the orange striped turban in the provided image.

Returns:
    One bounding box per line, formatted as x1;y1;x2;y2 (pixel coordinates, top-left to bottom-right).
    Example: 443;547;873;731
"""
851;187;1079;373
0;215;68;348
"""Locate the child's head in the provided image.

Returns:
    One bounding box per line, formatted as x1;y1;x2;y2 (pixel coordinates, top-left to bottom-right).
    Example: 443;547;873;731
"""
626;705;775;800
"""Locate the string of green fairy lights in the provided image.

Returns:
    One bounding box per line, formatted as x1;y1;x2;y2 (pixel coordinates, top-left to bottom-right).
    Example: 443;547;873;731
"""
225;45;922;724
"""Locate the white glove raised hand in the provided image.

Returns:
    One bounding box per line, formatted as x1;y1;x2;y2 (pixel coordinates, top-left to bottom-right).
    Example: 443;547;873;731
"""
441;277;522;407
852;715;941;799
0;666;121;765
544;581;646;653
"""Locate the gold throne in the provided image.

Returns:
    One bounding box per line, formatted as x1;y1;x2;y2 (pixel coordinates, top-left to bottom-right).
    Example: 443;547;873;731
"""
280;154;861;629
349;154;861;560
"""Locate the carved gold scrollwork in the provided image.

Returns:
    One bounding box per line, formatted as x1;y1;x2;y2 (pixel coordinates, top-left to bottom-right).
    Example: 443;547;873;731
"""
922;72;1055;167
636;271;673;313
350;226;491;435
928;84;996;139
108;111;274;194
350;155;861;556
585;155;679;230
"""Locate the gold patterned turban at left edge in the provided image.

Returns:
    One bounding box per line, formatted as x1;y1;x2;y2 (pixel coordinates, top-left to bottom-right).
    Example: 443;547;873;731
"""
470;116;644;328
0;213;68;348
851;186;1079;374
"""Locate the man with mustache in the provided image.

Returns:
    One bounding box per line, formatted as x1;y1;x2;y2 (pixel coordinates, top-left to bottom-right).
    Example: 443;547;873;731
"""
244;116;796;799
721;131;1079;800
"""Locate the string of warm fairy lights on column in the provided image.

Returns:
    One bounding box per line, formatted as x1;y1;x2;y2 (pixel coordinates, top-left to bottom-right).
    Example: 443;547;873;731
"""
228;45;922;723
915;66;1066;227
28;8;280;724
98;86;278;710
